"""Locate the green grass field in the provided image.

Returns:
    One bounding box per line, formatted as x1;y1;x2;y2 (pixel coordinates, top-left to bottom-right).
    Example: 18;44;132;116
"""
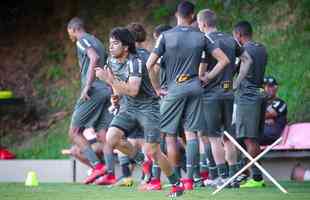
1;182;310;200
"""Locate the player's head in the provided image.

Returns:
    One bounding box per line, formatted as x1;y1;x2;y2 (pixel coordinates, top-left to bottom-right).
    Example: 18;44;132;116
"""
109;27;136;59
176;1;195;23
263;76;278;98
153;24;172;40
67;17;85;42
233;20;253;44
127;22;147;43
197;9;217;32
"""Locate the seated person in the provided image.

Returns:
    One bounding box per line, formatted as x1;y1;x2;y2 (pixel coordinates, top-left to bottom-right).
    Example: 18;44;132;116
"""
260;76;287;145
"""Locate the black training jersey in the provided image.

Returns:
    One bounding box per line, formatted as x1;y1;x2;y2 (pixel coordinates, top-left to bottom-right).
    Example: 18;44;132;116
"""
235;41;268;104
76;33;109;90
153;26;206;97
107;54;158;106
267;97;287;128
203;31;244;99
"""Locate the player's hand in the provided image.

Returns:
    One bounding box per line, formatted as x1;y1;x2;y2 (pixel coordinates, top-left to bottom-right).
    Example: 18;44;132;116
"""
95;67;115;85
80;87;91;101
111;94;120;106
157;88;168;97
200;72;210;87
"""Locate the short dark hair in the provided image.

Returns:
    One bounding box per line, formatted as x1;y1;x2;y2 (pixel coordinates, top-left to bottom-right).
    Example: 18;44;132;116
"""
154;24;172;37
67;17;84;30
109;27;136;54
177;1;195;18
197;9;217;28
127;23;147;43
234;21;253;37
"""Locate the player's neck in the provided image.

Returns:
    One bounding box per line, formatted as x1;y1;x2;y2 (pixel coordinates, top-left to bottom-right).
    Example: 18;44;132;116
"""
135;42;145;49
206;27;217;34
116;52;129;63
75;30;86;40
177;18;192;27
241;37;251;45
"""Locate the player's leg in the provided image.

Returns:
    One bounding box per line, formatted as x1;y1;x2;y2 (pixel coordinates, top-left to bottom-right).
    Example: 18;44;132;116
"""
142;101;184;196
236;102;265;188
198;134;210;181
166;135;182;179
183;96;205;189
95;128;117;185
161;96;186;181
222;99;239;186
69;128;105;185
203;98;229;187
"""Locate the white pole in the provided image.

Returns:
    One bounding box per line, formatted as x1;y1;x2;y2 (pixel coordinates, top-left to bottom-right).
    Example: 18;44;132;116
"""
212;135;287;195
223;131;288;193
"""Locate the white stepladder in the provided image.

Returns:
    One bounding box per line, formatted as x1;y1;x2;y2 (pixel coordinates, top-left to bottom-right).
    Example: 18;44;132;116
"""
212;131;288;195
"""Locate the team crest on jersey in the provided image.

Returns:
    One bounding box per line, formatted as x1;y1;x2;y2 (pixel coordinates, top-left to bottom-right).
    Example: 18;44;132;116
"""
176;74;191;83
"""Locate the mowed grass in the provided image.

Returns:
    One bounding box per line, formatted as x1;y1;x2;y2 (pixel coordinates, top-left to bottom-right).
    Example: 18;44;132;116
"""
1;182;310;200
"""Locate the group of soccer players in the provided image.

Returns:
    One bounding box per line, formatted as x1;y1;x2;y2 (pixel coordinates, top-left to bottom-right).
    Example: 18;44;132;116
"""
66;1;267;197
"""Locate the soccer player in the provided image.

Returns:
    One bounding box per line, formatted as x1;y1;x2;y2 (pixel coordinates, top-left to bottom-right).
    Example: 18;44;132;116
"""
107;22;151;187
260;76;287;145
233;21;268;188
127;22;166;189
95;27;184;197
152;24;187;189
197;9;251;187
66;17;113;184
147;1;227;190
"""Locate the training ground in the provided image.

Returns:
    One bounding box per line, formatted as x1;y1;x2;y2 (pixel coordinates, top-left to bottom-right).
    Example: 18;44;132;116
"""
1;182;310;200
1;159;310;200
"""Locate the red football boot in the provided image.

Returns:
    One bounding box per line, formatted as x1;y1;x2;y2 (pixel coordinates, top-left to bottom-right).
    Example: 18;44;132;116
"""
200;171;209;181
141;159;152;182
181;178;194;190
83;163;105;184
146;178;162;190
0;148;16;159
167;183;185;198
95;173;116;185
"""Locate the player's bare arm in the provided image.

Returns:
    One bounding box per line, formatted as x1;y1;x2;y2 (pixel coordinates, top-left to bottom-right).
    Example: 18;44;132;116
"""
95;66;141;97
202;48;230;84
146;52;161;95
80;48;99;101
111;77;141;97
233;50;252;90
265;106;278;119
198;62;208;85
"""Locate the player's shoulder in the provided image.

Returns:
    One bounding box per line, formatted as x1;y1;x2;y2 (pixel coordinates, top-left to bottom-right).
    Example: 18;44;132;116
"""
246;41;266;49
271;97;286;109
77;33;96;50
137;48;150;57
204;32;216;44
129;53;144;64
272;97;286;105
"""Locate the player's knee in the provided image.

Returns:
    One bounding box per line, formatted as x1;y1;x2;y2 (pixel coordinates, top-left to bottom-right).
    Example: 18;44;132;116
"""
69;128;80;141
145;143;159;159
106;127;123;148
70;146;80;157
96;132;107;144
